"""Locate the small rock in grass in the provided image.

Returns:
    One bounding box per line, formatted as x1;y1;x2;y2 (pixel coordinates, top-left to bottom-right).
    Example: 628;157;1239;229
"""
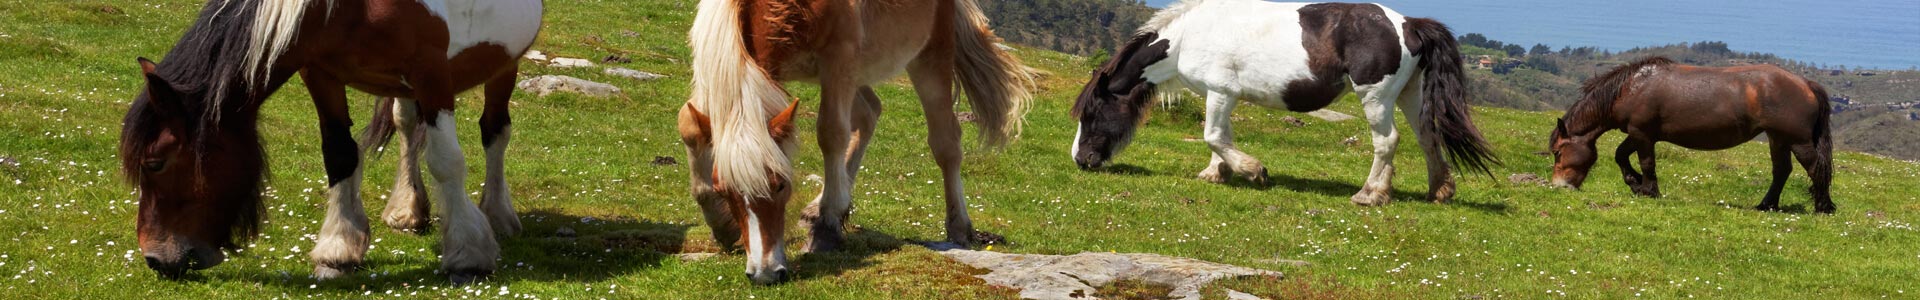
601;54;632;64
522;50;549;62
549;57;594;68
1279;116;1305;127
1509;173;1546;186
650;156;678;166
604;67;666;81
1306;109;1355;122
555;227;576;237
516;75;620;98
1340;136;1360;146
676;253;718;262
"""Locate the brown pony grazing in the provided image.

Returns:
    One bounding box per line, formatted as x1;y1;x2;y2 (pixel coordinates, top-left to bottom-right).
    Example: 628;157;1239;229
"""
119;0;540;283
1550;56;1834;213
679;0;1033;284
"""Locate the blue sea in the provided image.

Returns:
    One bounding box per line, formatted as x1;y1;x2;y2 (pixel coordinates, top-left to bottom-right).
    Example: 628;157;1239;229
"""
1141;0;1920;70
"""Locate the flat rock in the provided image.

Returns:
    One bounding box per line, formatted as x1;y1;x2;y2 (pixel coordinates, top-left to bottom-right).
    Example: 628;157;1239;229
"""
549;57;595;68
675;252;718;262
1306;109;1356;122
940;249;1282;300
523;50;549;62
516;75;620;98
604;67;667;81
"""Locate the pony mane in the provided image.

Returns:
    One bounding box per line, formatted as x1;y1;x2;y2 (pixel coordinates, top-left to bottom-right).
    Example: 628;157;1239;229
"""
231;0;331;121
689;0;795;198
1571;56;1674;122
1140;0;1203;33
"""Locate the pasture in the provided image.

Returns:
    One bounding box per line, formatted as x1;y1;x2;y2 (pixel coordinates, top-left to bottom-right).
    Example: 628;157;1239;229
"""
2;0;1917;298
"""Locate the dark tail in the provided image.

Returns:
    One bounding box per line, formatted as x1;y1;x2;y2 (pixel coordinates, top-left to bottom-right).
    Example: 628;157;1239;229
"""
1805;79;1833;195
1404;18;1498;175
358;97;399;158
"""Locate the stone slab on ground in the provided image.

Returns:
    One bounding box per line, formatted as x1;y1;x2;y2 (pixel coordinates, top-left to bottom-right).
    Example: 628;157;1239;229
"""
1306;109;1356;122
604;67;667;81
939;249;1284;300
516;75;620;98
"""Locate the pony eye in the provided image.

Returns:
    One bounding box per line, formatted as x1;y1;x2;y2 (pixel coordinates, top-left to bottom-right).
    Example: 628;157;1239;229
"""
142;159;166;172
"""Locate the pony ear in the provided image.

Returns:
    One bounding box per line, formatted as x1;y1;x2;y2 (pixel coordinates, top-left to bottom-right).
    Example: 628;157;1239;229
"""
678;103;714;145
768;99;800;141
137;57;186;118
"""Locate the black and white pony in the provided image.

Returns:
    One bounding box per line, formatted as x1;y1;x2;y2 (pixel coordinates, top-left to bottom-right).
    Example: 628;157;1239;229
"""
1070;0;1497;205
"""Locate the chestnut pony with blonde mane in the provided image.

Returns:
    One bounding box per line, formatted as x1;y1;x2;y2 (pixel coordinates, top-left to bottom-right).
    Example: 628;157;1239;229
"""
120;0;539;283
679;0;1032;284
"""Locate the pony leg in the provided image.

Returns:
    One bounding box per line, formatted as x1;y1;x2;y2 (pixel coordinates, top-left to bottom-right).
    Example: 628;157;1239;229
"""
478;70;521;236
1757;143;1793;211
1200;91;1268;185
801;45;863;253
410;62;497;284
799;87;882;245
1629;138;1661;197
1614;139;1643;191
1393;74;1453;203
909;56;978;246
382;97;431;233
300;71;370;280
1790;142;1835;213
1352;82;1406;206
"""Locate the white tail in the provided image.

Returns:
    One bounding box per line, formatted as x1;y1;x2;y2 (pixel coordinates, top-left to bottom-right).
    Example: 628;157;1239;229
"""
688;0;794;198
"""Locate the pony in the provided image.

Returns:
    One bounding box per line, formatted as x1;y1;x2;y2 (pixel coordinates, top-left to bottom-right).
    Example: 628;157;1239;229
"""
1070;0;1497;206
118;0;540;283
678;0;1032;284
1550;57;1834;213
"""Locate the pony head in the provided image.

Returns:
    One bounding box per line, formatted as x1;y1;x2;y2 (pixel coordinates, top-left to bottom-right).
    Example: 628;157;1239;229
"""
1548;117;1596;189
121;57;267;278
1071;33;1170;170
679;101;800;285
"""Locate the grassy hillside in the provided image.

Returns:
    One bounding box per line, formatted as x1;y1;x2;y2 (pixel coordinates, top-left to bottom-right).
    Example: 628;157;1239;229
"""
3;0;1919;299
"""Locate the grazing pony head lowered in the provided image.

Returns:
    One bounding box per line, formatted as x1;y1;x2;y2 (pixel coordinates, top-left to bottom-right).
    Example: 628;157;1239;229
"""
1551;57;1676;188
122;56;268;278
1071;33;1171;170
679;101;801;284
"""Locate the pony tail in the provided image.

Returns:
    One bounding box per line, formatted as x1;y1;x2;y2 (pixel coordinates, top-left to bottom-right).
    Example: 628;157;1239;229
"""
953;0;1035;147
1806;79;1833;187
1404;17;1498;175
690;0;793;198
358;97;398;158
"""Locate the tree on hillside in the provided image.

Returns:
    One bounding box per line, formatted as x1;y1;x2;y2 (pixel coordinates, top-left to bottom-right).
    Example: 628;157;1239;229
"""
1503;44;1526;57
1531;44;1552;56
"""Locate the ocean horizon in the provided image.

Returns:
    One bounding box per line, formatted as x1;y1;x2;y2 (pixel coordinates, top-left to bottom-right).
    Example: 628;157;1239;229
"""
1140;0;1920;70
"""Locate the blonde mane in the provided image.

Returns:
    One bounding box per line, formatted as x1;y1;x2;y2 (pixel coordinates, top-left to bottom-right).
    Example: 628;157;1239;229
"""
689;0;796;198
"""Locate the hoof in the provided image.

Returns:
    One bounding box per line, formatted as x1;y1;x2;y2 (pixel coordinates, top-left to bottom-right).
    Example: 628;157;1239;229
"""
447;268;493;285
1244;167;1271;186
1197;169;1228;184
1754;203;1780;212
1815;203;1837;214
313;262;360;280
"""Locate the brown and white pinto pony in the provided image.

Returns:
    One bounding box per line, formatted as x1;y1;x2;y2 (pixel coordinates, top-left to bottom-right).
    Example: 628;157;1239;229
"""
1550;57;1834;213
1071;0;1498;206
119;0;539;283
678;0;1032;284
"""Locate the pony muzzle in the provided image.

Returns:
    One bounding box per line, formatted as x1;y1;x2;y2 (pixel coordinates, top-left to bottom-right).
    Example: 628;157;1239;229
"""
141;238;226;278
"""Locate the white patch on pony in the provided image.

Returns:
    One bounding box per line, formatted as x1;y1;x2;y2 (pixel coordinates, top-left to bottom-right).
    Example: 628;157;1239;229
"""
1070;126;1083;160
425;0;543;58
1147;0;1318;108
480;125;518;235
422;111;498;272
741;203;788;284
311;168;368;268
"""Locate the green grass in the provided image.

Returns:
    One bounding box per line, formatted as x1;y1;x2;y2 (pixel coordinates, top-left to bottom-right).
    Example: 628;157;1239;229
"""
3;0;1918;299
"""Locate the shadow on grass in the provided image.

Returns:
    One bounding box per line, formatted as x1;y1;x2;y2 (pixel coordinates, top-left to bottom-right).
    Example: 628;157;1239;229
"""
208;209;699;288
789;228;910;283
1265;173;1512;214
1088;163;1156;176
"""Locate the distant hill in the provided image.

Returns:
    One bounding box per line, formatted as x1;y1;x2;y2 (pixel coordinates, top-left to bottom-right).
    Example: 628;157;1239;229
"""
979;0;1155;56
